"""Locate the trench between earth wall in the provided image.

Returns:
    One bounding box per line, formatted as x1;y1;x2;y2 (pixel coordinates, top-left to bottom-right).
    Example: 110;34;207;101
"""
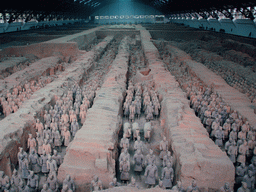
0;35;114;177
137;25;235;190
57;36;131;192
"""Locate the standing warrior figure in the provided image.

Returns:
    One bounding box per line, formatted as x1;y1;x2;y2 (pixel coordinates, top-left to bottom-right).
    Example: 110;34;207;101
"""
63;127;71;147
36;119;44;136
237;141;249;164
159;136;168;159
18;147;28;168
36;132;44;155
11;169;22;191
120;134;129;149
52;149;63;166
144;163;158;188
28;149;41;173
63;174;75;192
40;151;49;175
47;174;59;192
161;162;174;189
120;158;130;184
47;155;58;178
43;139;52;155
145;149;156;166
19;155;29;179
228;141;238;163
144;122;152;143
133;150;144;175
123;122;132;139
91;175;102;191
220;182;233;192
163;151;173;167
134;136;143;152
28;134;37;153
27;171;39;191
71;119;79;137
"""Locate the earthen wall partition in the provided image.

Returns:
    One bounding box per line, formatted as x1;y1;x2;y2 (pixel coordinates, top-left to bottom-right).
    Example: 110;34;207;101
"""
137;25;235;190
57;37;130;191
0;35;114;177
165;45;256;130
0;26;103;60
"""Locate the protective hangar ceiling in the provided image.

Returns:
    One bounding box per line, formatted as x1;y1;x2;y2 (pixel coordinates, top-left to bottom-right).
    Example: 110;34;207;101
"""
0;0;255;22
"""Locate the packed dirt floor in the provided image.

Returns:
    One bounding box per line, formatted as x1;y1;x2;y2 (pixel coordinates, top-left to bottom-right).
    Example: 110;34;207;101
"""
0;23;255;192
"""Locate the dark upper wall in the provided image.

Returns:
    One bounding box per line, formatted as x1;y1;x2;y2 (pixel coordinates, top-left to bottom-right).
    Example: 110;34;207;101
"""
91;1;162;16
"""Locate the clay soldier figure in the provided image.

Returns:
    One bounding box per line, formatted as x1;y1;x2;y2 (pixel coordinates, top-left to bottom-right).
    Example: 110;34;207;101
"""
225;138;233;152
134;136;143;152
44;111;51;127
61;184;73;192
36;119;44;136
128;176;139;188
19;155;29;179
71;119;79;137
159;136;168;159
28;149;41;173
186;179;199;192
237;182;250;192
63;175;75;192
236;163;248;184
43;139;52;155
1;174;10;189
11;169;22;191
229;129;238;142
109;177;121;188
243;170;255;191
133;127;140;141
119;148;130;164
90;175;102;191
47;155;58;178
63;127;71;147
52;149;63;166
220;182;233;192
61;112;69;125
228;141;238;163
120;158;130;184
145;149;156;166
237;141;249;164
145;103;154;121
238;126;248;141
4;183;15;192
40;150;49;175
18;147;28;168
41;184;52;192
144;162;158;188
18;181;30;192
215;126;225;147
163;151;173;167
120;134;129;149
79;109;86;125
133;150;144;177
43;125;52;142
161;162;174;189
47;174;58;192
223;119;231;139
36;132;44;155
172;181;185;192
27;171;39;191
129;102;136;122
52;130;62;151
123;101;130;119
